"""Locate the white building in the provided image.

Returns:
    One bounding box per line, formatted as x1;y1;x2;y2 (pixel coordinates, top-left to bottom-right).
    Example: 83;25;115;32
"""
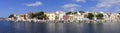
55;10;65;20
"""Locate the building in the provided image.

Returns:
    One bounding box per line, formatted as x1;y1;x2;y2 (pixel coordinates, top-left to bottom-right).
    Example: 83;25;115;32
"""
45;13;56;20
110;13;119;21
27;12;34;19
17;14;26;21
63;12;85;20
55;10;65;20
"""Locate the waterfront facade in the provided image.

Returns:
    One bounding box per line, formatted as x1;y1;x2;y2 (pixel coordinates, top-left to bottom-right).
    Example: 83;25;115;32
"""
8;11;120;22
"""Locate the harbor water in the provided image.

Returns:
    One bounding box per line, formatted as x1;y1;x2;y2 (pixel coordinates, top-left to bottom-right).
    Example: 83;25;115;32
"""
0;21;120;33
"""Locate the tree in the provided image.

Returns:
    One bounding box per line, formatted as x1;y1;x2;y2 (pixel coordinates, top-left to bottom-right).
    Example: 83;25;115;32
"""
8;14;17;19
66;12;73;15
66;11;77;15
96;13;104;19
87;13;94;19
74;12;77;14
40;14;47;19
28;12;35;19
31;13;36;18
8;14;15;18
34;12;47;19
35;12;44;16
79;11;85;13
55;16;59;20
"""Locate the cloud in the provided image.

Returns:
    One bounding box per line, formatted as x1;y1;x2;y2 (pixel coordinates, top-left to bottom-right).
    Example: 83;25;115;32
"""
89;0;120;13
25;1;43;6
96;0;120;8
62;3;81;11
75;0;86;2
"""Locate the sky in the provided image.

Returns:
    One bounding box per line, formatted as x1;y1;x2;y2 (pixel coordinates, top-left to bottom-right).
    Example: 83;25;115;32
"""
0;0;120;18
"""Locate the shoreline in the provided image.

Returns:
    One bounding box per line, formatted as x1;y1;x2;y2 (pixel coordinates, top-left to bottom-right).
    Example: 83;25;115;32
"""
4;19;120;23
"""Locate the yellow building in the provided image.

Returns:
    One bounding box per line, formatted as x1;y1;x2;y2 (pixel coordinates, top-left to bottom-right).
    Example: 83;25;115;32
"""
66;14;84;20
104;13;119;21
45;13;56;20
17;14;26;21
110;14;119;21
67;15;74;20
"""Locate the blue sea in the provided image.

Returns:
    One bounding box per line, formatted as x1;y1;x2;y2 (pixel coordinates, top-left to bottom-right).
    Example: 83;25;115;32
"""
0;21;120;33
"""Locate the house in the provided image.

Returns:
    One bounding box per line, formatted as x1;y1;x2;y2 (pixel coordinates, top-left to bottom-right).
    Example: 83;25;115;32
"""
55;10;65;20
45;13;56;20
17;14;26;21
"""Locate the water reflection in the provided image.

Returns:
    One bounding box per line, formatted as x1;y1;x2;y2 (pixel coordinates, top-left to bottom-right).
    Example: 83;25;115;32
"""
46;23;55;33
55;23;66;33
0;21;120;33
